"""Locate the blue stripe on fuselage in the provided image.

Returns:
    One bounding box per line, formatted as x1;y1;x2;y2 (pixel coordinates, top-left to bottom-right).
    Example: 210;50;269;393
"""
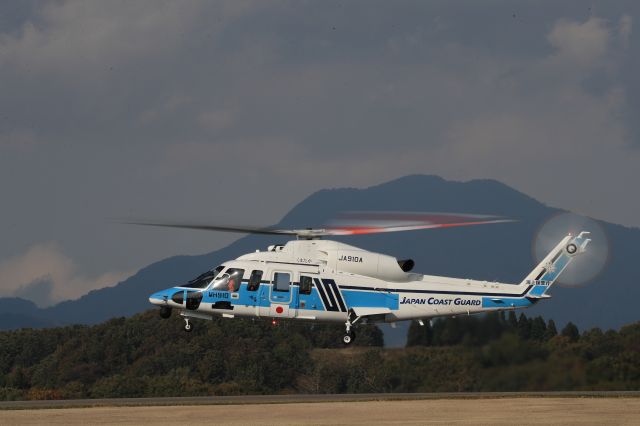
482;297;533;308
156;279;533;313
342;289;399;310
199;281;330;311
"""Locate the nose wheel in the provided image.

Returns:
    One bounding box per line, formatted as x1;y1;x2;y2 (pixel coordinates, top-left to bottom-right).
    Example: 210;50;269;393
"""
183;318;193;332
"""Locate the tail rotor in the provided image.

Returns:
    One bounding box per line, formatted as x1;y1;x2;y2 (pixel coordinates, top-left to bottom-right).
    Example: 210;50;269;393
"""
533;212;609;287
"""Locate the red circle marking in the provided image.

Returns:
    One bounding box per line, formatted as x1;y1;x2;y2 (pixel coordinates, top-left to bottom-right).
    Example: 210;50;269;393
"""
275;306;284;314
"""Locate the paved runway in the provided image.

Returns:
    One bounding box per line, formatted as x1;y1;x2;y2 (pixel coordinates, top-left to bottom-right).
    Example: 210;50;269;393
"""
2;396;640;425
1;391;639;410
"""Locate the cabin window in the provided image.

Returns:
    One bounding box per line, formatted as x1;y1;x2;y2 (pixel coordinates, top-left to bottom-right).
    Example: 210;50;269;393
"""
248;270;262;291
273;272;290;292
299;276;312;295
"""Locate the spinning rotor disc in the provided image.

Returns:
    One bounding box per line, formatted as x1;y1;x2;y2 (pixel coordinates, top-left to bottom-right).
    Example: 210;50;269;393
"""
533;212;609;287
120;212;514;239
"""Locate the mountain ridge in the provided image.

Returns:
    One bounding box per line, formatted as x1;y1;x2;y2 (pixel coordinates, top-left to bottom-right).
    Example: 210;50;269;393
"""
1;174;637;345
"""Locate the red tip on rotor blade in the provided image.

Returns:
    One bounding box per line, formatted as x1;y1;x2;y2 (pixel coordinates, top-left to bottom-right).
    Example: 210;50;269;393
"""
329;219;511;235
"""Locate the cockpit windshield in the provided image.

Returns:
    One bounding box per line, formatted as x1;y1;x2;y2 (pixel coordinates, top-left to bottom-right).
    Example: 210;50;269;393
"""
181;265;225;289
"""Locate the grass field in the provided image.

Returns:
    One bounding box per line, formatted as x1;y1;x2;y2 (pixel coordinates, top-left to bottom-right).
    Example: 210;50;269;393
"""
2;397;639;425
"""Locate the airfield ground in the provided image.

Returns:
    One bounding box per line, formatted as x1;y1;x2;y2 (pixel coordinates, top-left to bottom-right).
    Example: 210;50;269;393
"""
1;395;639;425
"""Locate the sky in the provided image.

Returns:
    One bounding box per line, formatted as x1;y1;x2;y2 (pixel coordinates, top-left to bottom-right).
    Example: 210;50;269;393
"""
0;0;638;306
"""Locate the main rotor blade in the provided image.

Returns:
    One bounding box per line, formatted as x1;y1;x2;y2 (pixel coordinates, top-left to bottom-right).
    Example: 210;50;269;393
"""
120;221;298;236
324;212;515;236
324;219;513;235
118;212;514;239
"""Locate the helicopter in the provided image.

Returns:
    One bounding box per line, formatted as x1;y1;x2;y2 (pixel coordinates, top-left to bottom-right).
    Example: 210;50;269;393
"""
138;213;590;345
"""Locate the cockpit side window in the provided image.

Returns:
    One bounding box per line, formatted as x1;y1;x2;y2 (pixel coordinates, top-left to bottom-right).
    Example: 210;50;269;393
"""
225;268;244;292
299;276;312;295
211;274;229;290
248;270;262;291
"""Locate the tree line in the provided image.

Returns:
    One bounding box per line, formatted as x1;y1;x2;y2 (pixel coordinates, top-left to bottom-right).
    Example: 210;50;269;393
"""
406;311;579;347
0;310;638;399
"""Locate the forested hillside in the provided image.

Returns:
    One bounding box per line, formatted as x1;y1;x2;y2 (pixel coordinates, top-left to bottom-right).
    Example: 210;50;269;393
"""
1;310;638;400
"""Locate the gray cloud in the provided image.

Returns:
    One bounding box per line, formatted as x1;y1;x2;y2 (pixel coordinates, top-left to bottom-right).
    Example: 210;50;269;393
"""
0;242;132;305
12;276;54;307
619;14;633;47
0;1;638;303
547;17;610;66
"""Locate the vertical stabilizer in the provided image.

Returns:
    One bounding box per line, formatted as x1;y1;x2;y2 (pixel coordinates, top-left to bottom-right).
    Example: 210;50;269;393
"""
523;231;591;298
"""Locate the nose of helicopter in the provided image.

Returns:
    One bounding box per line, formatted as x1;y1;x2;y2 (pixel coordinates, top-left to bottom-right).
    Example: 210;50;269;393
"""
148;290;169;305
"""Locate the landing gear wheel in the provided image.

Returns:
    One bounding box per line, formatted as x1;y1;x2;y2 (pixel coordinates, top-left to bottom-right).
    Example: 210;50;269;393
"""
184;319;193;333
342;331;355;345
343;311;358;345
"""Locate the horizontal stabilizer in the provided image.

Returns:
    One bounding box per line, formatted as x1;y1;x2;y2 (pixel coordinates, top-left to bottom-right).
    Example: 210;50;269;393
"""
526;294;552;300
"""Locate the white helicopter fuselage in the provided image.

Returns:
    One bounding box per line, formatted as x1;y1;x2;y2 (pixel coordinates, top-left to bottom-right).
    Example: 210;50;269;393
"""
149;233;590;341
